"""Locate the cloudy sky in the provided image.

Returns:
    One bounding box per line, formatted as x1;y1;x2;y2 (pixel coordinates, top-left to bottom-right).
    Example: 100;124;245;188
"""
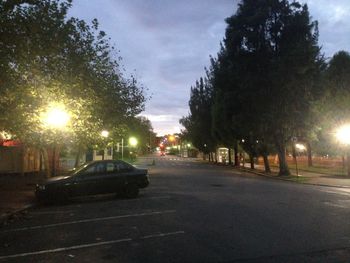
69;0;350;136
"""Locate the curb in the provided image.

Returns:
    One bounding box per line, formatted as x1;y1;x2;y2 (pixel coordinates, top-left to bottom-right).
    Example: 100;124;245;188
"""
235;167;350;189
199;160;350;189
0;203;36;226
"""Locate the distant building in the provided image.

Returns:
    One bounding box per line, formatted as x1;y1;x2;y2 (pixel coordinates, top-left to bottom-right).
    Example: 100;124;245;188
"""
0;139;41;174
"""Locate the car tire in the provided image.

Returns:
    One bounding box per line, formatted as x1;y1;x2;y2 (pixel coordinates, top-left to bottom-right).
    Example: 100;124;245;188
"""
124;184;139;198
53;190;70;204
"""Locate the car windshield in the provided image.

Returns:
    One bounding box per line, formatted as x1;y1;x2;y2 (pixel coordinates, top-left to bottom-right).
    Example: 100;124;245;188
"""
71;162;92;175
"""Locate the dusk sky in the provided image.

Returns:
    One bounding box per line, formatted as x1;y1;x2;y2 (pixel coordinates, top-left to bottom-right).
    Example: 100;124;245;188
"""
69;0;350;136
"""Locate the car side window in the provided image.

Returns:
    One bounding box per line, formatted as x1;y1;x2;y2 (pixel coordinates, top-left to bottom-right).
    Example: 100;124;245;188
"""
115;161;132;172
106;162;115;172
81;163;106;176
95;163;106;173
83;165;96;174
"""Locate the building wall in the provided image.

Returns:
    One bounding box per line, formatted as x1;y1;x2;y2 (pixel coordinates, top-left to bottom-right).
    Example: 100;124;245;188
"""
0;146;40;174
93;147;113;161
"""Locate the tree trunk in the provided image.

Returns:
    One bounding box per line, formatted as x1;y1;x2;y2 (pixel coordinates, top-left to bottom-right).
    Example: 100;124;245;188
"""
74;146;82;168
275;136;290;176
306;141;313;167
262;153;271;173
234;141;239;167
249;154;254;169
228;148;232;165
52;145;57;176
292;144;297;164
41;148;51;178
39;150;43;172
214;151;218;163
20;145;26;176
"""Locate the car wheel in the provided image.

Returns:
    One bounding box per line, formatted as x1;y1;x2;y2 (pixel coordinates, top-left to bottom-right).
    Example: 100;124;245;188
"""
124;184;139;198
36;194;49;205
53;190;70;204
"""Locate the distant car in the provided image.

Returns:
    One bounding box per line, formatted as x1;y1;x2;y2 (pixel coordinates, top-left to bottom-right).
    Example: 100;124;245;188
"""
35;160;149;203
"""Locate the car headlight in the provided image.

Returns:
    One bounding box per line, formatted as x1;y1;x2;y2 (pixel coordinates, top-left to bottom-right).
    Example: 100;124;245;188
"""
37;185;46;191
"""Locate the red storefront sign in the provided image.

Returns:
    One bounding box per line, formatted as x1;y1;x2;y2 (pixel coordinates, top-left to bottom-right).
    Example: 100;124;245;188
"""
0;139;22;147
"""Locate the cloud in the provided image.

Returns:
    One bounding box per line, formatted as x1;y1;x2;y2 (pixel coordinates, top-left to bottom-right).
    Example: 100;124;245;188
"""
70;0;350;135
139;114;183;135
140;114;179;122
302;0;350;57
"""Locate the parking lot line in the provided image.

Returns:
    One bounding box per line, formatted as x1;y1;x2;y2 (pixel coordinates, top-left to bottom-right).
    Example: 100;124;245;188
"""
0;231;185;260
141;231;185;239
146;196;171;199
1;210;176;233
320;190;350;197
121;195;171;201
31;210;75;215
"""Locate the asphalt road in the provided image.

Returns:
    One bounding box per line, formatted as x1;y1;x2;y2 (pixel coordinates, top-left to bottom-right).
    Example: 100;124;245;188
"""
1;155;350;262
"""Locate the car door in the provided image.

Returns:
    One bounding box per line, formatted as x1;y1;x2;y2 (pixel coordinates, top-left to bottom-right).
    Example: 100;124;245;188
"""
115;161;135;185
73;162;107;196
101;161;122;193
106;161;133;193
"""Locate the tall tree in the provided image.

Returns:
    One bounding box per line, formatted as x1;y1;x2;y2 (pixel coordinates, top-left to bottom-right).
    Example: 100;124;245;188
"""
222;0;322;175
180;77;216;158
210;48;242;166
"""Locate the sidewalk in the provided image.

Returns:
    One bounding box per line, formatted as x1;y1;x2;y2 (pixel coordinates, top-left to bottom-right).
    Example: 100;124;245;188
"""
240;163;350;188
0;173;44;224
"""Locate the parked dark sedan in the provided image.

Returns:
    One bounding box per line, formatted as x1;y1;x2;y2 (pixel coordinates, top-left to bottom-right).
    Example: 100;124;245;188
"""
35;160;149;203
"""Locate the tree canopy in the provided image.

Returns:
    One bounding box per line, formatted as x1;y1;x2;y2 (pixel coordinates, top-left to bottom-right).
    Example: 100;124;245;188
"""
0;0;147;143
0;0;151;174
181;0;328;175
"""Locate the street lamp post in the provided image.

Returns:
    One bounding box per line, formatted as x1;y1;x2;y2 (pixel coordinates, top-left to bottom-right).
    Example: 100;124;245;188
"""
118;137;137;161
121;138;124;160
291;137;300;177
128;137;138;162
100;130;109;160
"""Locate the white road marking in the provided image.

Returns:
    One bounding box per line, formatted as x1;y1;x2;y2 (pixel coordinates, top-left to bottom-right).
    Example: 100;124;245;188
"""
141;231;185;239
113;196;171;202
146;196;171;200
31;211;74;215
1;210;176;233
0;231;185;260
321;190;350;197
323;201;348;208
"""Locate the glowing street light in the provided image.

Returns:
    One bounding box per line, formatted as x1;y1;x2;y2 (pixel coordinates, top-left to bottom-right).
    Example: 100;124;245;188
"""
129;137;138;147
101;130;109;138
336;124;350;145
295;143;306;151
336;124;350;176
41;103;70;129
